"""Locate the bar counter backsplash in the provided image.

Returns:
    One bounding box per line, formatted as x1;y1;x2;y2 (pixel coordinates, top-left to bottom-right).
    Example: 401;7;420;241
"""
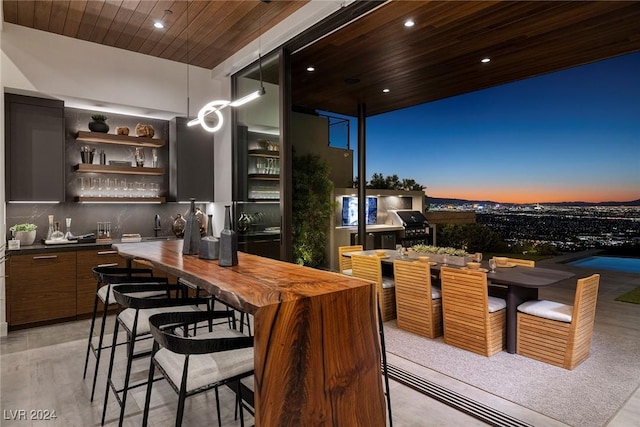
5;202;209;243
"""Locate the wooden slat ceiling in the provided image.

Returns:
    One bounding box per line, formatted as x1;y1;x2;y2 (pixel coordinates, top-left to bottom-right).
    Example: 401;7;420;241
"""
291;1;640;117
2;0;307;70
5;1;640;118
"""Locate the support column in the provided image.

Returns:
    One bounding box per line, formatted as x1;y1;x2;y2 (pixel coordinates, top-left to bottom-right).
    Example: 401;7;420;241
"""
357;103;366;247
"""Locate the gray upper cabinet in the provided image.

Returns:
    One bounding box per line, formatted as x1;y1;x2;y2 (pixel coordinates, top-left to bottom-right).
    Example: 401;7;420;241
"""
169;117;215;202
5;94;65;202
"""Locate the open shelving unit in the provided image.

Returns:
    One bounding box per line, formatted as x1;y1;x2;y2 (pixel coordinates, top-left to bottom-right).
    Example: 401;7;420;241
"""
76;131;165;147
73;163;165;175
74;196;166;203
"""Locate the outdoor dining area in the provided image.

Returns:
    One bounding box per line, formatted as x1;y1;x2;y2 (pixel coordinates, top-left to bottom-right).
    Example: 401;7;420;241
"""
340;245;600;370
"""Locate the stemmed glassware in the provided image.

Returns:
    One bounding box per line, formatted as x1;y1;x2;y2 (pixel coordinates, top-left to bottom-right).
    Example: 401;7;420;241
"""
443;254;449;266
489;259;497;273
476;252;483;263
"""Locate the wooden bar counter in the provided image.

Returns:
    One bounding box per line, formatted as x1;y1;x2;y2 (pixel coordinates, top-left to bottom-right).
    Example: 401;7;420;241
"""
113;240;386;426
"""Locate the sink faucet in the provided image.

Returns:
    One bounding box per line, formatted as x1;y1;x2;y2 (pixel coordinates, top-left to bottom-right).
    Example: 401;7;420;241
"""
154;214;161;237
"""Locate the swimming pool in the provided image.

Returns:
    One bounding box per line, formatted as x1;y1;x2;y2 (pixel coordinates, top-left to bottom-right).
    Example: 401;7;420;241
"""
567;256;640;274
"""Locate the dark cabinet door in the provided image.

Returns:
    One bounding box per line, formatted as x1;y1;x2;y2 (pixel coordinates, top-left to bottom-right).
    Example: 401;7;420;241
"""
5;94;65;202
169;117;215;202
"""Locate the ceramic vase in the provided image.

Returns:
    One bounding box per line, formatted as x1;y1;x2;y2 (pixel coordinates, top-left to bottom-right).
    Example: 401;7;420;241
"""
182;199;201;255
172;214;186;238
199;214;220;260
219;206;238;266
89;119;109;133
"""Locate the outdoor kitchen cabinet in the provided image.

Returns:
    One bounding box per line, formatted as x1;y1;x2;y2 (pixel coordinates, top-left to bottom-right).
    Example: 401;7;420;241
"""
7;252;77;326
5;94;65;202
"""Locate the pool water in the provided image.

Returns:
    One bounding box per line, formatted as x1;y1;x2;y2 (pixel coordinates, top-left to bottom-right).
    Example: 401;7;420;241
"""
568;256;640;274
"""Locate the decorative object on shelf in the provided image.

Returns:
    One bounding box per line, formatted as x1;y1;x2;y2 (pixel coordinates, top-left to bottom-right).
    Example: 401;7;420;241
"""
9;223;37;246
135;123;155;138
116;126;130;135
172;214;186;238
219;205;238;267
134;147;145;167
182;199;201;255
237;212;251;232
199;214;220;260
151;148;158;168
89;114;109;133
80;146;95;163
195;207;207;236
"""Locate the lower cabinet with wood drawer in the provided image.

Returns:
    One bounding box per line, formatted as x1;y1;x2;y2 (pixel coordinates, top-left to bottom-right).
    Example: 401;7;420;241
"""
76;249;125;316
7;252;77;326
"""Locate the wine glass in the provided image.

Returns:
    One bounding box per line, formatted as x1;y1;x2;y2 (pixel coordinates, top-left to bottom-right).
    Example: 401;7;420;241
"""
489;259;497;273
443;254;449;266
476;252;483;263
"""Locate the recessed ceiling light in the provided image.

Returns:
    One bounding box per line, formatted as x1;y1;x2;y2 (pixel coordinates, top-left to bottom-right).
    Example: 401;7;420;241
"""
481;57;491;63
404;19;415;28
382;88;390;93
306;66;315;72
154;21;164;29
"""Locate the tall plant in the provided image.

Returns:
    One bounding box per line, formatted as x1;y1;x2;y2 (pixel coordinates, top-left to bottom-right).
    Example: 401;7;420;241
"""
292;153;336;268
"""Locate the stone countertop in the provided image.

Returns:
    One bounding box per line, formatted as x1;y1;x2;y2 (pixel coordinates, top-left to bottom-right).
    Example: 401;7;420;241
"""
5;236;176;255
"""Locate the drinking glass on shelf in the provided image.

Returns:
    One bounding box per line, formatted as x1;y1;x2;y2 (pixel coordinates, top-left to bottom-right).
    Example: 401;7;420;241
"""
489;259;497;273
78;177;86;196
135;147;145;167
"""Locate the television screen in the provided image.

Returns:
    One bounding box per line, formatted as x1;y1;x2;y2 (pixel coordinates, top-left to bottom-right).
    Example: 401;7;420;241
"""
342;197;377;226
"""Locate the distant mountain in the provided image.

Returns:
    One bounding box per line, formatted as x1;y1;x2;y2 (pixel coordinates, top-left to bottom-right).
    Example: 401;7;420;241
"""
427;196;640;207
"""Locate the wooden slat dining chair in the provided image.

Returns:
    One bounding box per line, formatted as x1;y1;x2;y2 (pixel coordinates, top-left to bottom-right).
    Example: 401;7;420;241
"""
351;254;396;322
517;274;600;370
393;260;442;338
440;267;506;356
338;245;364;275
506;258;535;267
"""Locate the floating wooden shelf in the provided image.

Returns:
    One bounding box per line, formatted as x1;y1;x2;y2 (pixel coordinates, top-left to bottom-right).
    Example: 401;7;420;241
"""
74;164;165;176
248;174;279;180
248;198;281;202
74;196;166;203
76;131;165;147
248;149;280;157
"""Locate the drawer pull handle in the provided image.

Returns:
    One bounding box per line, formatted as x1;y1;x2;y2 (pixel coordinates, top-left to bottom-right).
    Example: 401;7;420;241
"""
98;251;118;255
97;263;119;268
33;255;58;260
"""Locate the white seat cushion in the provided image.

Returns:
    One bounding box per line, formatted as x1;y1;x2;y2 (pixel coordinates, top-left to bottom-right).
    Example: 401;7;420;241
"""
154;329;254;393
431;286;441;299
342;269;353;276
98;285;166;305
382;277;395;289
118;305;204;335
487;296;507;313
518;300;573;323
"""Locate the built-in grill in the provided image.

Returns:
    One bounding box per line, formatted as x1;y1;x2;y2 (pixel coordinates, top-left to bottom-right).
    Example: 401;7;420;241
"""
387;210;431;247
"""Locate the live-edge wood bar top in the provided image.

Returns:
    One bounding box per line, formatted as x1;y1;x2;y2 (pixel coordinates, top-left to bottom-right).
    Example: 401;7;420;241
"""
113;240;386;426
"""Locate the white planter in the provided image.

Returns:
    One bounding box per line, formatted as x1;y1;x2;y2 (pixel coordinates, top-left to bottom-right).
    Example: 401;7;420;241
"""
13;230;37;246
408;251;470;266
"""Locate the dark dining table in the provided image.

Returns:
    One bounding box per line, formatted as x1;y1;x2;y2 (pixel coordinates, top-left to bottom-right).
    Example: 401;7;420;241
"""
343;249;575;353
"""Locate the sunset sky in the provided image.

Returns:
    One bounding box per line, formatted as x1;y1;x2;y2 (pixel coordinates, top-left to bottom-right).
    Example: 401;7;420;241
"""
358;51;640;204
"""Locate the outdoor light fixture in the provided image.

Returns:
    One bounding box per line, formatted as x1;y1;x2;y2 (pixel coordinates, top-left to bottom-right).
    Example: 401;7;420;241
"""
404;19;415;27
382;88;390;93
153;10;172;30
307;66;315;72
154;22;164;29
481;57;491;63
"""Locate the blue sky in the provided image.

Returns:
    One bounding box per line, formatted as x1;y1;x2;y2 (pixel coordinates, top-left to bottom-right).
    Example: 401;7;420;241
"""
351;51;640;204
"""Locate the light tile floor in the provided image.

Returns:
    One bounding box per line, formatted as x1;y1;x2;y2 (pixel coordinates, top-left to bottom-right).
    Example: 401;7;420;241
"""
2;256;639;426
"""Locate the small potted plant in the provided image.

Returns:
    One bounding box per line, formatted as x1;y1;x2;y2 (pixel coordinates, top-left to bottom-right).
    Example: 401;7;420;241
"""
89;114;109;133
9;223;38;246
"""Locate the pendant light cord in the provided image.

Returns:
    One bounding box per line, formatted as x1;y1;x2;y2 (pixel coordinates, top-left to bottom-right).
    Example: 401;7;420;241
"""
186;1;190;118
